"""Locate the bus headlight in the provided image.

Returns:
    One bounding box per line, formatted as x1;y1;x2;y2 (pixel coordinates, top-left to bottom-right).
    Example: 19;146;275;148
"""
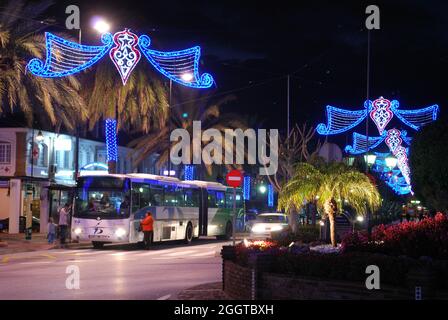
115;228;126;237
74;228;82;235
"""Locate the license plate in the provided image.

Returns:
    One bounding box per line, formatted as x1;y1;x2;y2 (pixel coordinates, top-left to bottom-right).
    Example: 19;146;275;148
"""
265;228;271;231
88;235;109;239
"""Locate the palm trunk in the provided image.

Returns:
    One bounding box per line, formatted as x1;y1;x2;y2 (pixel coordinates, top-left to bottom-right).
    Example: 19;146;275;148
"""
325;199;337;247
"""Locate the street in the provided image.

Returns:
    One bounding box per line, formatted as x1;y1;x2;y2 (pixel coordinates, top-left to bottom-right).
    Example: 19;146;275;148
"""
0;239;230;300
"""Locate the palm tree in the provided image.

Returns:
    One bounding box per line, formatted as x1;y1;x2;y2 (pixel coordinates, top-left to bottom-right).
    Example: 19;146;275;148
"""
0;0;87;130
83;60;169;172
128;90;247;178
278;161;381;247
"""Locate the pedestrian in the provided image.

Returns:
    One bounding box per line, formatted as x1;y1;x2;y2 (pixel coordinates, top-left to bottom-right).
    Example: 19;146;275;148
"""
58;203;70;247
140;211;154;250
47;217;56;244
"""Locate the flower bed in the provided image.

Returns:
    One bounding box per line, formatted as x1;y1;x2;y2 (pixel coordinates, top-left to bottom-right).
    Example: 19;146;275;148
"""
341;213;448;259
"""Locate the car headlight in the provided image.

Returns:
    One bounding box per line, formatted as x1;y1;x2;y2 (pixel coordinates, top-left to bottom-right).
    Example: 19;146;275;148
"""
115;228;126;237
270;225;283;232
251;224;265;233
74;228;82;235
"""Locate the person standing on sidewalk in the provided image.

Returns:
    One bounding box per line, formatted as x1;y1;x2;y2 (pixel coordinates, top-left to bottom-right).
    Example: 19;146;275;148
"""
140;211;154;250
47;217;56;244
58;203;70;247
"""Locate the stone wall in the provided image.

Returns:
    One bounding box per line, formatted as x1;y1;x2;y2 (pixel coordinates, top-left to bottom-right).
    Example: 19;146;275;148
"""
223;261;253;300
259;273;410;300
221;246;448;300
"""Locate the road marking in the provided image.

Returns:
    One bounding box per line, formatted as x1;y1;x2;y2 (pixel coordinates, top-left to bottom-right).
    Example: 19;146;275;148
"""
18;261;52;265
109;252;132;256
190;251;215;257
157;294;171;300
72;251;99;256
164;250;196;257
1;256;9;264
40;254;57;260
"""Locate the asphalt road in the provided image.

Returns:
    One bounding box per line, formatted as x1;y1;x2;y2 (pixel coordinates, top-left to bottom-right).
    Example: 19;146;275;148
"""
0;238;231;300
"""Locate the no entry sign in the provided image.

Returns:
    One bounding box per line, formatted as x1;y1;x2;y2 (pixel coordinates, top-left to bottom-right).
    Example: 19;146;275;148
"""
226;170;243;188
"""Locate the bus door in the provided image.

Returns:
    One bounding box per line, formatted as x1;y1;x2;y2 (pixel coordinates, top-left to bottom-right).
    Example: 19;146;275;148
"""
198;188;208;236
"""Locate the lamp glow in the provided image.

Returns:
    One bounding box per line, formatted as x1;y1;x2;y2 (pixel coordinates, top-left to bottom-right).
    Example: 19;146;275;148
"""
181;72;194;82
356;216;364;222
92;18;111;34
385;156;398;169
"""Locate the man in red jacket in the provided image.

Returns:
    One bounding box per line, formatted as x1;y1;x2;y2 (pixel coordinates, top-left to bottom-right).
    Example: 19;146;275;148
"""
141;211;154;250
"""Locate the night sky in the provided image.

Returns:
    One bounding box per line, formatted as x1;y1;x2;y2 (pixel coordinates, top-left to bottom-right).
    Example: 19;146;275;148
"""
47;0;447;147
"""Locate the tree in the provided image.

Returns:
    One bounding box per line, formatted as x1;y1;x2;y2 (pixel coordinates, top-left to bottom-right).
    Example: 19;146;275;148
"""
278;161;381;247
265;123;321;231
83;60;168;172
0;0;87;130
409;118;448;212
128;90;247;178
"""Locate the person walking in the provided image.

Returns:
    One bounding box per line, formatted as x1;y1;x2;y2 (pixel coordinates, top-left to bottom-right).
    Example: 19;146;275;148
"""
140;211;154;250
58;203;70;247
47;217;56;244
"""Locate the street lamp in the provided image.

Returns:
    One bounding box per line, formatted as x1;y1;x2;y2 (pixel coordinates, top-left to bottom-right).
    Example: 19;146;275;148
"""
92;17;111;34
353;215;364;232
35;130;44;142
363;153;377;167
258;185;267;194
385;155;398;169
181;72;194;82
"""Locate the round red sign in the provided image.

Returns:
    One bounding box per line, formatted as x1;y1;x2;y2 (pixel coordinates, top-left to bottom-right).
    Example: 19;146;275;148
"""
226;169;243;188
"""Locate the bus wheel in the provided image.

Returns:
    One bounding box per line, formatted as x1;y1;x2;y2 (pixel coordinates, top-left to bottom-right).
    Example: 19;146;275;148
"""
184;223;193;244
92;241;104;249
217;222;232;240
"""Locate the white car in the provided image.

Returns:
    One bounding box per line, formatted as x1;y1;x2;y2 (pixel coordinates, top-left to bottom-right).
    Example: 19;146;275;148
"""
248;213;289;239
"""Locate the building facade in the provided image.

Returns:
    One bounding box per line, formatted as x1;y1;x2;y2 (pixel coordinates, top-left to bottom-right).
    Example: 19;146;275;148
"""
0;127;159;234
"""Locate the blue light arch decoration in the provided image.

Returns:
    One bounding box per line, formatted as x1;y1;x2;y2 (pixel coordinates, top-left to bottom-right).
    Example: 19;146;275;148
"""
317;97;439;195
28;29;215;170
27;30;214;88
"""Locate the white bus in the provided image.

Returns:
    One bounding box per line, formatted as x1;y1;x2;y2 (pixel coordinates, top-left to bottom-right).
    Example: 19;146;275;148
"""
71;173;244;248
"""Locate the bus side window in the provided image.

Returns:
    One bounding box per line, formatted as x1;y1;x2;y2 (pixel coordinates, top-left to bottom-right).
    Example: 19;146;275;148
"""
163;184;183;207
150;185;164;206
184;188;199;207
225;192;233;209
208;191;217;208
216;191;225;208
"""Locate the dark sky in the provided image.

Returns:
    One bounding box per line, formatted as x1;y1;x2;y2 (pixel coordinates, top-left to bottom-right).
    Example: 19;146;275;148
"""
47;0;447;147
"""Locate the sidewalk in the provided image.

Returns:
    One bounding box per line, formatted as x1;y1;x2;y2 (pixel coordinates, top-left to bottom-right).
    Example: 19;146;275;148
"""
176;282;232;300
0;232;89;255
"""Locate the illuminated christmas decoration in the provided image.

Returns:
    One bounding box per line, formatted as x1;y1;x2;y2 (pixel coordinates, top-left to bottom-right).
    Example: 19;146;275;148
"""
370;97;394;134
267;184;274;207
385;128;403;154
243;176;251;200
109;29;141;85
317;97;438;136
317;97;439;195
27;30;214;88
184;165;195;181
316;104;368;135
105;118;118;162
344;132;386;154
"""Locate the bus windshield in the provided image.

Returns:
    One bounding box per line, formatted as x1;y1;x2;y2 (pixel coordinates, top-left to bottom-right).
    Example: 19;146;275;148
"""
74;177;130;219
